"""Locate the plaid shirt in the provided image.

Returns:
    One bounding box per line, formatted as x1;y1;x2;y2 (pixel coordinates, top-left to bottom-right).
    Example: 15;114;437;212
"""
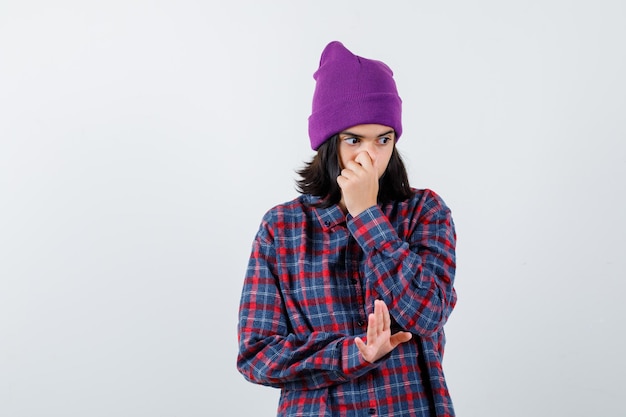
237;188;457;416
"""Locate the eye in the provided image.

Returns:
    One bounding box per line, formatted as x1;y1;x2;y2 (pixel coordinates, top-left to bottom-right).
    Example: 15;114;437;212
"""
343;137;359;145
378;136;392;144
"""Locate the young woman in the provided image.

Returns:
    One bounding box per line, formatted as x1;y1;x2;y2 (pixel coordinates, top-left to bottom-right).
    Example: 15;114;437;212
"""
237;41;457;417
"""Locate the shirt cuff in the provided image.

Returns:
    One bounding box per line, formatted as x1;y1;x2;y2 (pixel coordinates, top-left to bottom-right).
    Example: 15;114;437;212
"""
347;205;399;255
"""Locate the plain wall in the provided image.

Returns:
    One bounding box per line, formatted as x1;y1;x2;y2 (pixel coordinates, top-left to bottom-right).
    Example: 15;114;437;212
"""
1;1;625;416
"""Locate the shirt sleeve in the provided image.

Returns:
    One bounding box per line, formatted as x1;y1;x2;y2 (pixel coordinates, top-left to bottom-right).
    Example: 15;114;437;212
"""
347;190;457;337
236;214;378;390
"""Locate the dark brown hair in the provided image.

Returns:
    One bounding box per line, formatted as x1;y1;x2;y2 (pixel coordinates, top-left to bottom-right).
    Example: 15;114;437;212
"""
296;135;413;208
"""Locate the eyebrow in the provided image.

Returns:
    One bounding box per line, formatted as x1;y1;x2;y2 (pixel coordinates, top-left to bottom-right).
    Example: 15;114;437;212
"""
339;129;395;138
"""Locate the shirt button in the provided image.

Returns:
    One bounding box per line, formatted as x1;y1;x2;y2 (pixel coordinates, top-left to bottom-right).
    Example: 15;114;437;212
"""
368;408;376;415
350;278;357;284
324;220;331;227
357;320;365;327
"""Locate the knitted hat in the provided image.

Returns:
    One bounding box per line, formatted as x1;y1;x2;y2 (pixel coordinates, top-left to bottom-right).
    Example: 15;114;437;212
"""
308;41;402;150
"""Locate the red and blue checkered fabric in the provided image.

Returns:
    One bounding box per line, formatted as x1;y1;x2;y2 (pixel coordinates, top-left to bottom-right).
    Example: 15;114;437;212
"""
237;188;457;416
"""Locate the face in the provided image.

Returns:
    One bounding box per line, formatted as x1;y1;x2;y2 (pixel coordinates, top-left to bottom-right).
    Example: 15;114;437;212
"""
337;124;395;179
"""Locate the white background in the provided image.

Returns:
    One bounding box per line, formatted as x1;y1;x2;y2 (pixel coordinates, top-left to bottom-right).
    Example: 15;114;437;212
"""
1;1;625;416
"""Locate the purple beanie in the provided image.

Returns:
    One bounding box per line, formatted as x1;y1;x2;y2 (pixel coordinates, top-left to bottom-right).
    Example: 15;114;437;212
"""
308;41;403;150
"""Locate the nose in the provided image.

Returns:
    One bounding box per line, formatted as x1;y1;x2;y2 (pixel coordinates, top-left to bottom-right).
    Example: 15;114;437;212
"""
360;142;377;164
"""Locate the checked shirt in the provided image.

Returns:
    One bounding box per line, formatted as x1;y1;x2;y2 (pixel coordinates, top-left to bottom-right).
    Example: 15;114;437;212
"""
237;188;457;416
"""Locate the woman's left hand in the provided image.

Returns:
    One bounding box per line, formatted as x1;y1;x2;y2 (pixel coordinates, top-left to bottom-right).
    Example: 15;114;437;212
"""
355;300;413;363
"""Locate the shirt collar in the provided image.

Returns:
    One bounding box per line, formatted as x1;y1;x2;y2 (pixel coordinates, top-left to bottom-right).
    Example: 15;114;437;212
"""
305;195;346;231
